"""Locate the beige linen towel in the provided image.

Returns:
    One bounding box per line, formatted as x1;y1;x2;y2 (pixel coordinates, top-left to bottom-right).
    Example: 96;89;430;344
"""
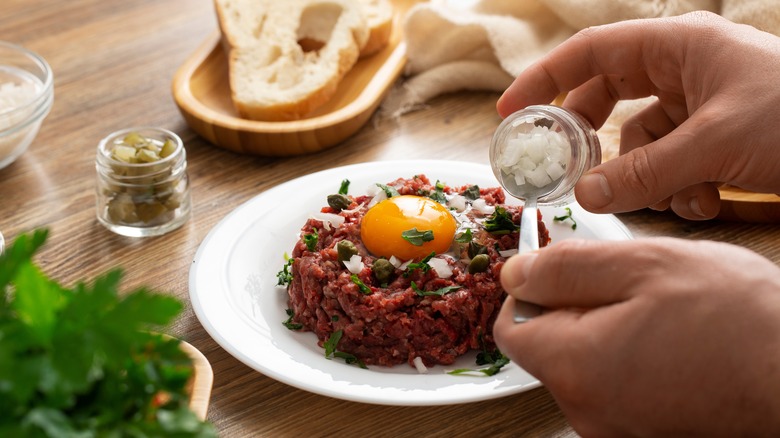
384;0;780;158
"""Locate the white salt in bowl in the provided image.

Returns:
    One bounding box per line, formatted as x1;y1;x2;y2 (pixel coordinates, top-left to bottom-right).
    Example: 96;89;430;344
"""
0;41;53;170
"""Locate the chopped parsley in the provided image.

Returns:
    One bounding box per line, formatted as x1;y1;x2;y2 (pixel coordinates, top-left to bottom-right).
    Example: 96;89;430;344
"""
376;183;400;198
448;343;510;377
403;251;436;277
303;228;318;251
461;185;480;201
401;228;434;246
282;308;303;330
483;206;519;235
324;330;367;369
553;207;577;230
411;282;461;297
276;257;294;286
338;179;350;195
350;274;372;294
454;228;473;243
427;180;447;203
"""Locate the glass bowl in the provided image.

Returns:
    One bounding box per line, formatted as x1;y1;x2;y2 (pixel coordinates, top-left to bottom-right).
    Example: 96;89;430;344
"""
0;41;54;170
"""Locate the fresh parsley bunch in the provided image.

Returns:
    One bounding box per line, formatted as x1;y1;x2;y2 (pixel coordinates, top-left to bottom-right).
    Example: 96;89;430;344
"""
0;229;215;437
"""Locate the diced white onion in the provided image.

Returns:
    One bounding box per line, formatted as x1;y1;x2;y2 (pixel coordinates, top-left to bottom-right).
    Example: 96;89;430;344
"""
388;255;402;268
340;202;365;214
413;356;428;374
472;198;495;215
343;254;364;274
367;189;387;208
447;194;467;212
310;212;345;231
499;249;518;257
398;259;412;270
498;125;572;189
428;257;453;279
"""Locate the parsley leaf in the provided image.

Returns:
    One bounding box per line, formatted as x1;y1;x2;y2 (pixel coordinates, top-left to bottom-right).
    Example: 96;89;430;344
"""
411;282;461;297
454;228;473;243
553;207;577;230
483;206;519;235
427;180;447;203
350;274;372;294
303;228;318;251
324;330;367;369
338;179;350;195
403;251;436;277
282;308;303;330
401;228;434;246
276;257;294;286
461;185;480;201
376;183;400;198
448;347;510;377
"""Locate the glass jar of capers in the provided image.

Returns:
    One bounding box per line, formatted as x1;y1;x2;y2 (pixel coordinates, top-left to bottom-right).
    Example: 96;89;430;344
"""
95;127;191;237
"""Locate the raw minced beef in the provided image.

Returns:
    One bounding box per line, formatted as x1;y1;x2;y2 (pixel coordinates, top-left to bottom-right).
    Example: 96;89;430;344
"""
284;175;550;368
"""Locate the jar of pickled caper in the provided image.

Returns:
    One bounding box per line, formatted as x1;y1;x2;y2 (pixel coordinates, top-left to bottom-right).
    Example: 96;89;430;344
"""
95;127;191;237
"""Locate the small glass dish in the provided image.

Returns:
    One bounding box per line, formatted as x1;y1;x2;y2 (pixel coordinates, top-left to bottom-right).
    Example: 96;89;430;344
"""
95;127;192;237
0;41;54;170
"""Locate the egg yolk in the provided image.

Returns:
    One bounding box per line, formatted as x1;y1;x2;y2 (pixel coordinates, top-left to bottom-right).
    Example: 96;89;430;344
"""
360;195;457;260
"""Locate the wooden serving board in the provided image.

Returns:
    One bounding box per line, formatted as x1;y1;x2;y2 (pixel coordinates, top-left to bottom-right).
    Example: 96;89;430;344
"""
716;186;780;223
180;340;213;421
172;0;420;157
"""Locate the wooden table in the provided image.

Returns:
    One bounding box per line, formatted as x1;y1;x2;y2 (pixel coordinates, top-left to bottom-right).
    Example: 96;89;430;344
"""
3;1;779;436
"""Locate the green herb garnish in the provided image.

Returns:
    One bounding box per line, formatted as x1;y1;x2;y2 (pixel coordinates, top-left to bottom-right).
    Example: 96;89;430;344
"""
277;257;294;286
403;251;436;277
454;228;473;243
0;229;215;436
483;206;519;235
553;207;577;230
303;228;318;251
376;183;400;198
324;330;367;369
401;228;434;246
282;308;303;330
427;180;447;203
338;179;350;195
461;185;480;200
448;345;510;377
411;281;461;297
350;274;372;294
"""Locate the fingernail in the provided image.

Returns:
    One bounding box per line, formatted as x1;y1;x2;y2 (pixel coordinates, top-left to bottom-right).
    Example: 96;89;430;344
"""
577;172;612;209
501;252;538;292
689;196;705;217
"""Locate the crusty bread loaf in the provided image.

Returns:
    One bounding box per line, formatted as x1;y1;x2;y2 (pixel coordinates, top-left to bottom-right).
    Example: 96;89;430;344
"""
215;0;394;121
215;0;371;121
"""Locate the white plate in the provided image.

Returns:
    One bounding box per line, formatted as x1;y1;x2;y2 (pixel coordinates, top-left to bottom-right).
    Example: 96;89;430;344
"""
189;160;633;406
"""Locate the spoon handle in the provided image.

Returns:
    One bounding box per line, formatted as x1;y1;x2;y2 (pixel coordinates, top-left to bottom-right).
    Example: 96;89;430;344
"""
513;197;543;323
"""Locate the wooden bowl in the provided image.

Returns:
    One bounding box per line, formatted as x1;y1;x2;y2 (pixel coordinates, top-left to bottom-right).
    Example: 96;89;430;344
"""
172;0;420;156
180;340;213;421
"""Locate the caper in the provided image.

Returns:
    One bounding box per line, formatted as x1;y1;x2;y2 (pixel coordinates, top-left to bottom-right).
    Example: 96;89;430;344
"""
372;258;395;284
336;240;358;262
467;241;487;259
160;139;177;158
327;194;352;212
468;254;490;274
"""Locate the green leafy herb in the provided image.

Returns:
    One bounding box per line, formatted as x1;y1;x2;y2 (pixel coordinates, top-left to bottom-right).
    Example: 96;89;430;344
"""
461;185;480;201
411;281;461;297
276;257;294;286
403;251;436;277
324;330;367;369
338;179;350;195
483;206;519;235
401;228;434;246
428;180;447;203
447;347;510;377
454;228;473;243
282;308;303;330
0;229;215;436
553;207;577;230
350;274;372;294
376;183;400;198
303;228;318;251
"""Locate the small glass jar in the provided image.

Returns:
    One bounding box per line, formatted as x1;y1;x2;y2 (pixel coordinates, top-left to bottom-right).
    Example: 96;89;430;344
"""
95;127;191;237
489;105;601;205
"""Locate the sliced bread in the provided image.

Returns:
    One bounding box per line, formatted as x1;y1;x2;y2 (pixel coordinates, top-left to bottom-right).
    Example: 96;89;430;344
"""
215;0;370;121
357;0;394;57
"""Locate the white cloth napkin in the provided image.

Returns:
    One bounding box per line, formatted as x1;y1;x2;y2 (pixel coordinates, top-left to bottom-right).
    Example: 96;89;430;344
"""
383;0;780;158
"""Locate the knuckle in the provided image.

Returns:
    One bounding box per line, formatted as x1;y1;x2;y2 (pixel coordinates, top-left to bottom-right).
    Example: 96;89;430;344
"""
618;148;661;198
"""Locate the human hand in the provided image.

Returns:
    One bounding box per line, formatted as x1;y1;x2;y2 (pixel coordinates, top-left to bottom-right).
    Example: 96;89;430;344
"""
496;12;780;220
493;238;780;436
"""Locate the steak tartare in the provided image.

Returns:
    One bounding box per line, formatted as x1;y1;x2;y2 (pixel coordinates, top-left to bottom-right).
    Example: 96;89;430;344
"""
282;175;550;368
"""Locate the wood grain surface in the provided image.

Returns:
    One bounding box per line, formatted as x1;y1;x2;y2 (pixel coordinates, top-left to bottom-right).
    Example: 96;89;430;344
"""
2;1;780;436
